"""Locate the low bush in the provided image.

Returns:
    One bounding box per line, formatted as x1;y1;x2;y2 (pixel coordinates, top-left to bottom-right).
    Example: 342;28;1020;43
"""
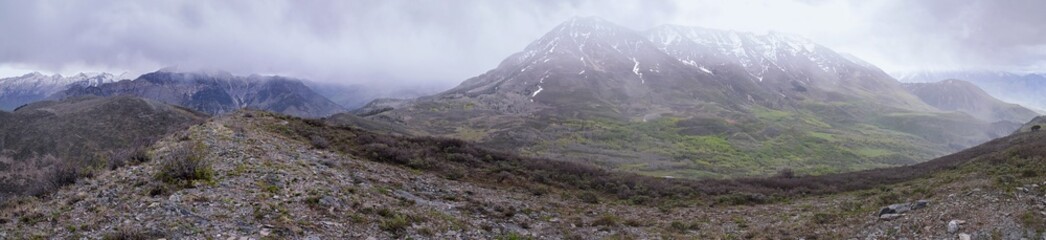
379;213;413;234
309;135;330;150
155;141;213;188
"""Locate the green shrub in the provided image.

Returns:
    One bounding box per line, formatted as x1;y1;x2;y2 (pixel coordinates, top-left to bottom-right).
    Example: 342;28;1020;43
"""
592;214;620;227
813;212;835;224
155;141;213;188
379;213;412;234
669;221;699;233
577;192;599;204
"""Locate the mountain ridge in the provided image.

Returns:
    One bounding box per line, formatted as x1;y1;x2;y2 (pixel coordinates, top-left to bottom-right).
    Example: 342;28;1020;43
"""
357;17;1012;178
0;72;126;111
902;79;1039;123
895;70;1046;112
53;70;347;118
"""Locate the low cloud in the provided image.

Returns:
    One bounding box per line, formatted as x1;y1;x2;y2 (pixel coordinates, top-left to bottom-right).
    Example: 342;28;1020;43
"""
1;0;1043;87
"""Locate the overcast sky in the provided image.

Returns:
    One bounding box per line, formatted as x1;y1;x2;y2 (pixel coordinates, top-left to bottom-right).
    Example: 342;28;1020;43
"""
1;0;1043;87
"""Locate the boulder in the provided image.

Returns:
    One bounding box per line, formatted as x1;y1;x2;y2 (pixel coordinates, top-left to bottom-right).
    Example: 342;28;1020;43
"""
958;233;971;240
912;200;930;210
879;203;913;216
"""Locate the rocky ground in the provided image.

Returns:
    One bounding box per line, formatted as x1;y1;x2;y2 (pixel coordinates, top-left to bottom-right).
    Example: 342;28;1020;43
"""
1;112;1044;239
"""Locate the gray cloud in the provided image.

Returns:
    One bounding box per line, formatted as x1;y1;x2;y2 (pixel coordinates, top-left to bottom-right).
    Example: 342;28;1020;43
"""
0;0;1044;87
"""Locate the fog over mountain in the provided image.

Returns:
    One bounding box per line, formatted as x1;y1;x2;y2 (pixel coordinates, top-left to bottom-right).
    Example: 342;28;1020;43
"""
2;0;1045;87
5;1;1046;239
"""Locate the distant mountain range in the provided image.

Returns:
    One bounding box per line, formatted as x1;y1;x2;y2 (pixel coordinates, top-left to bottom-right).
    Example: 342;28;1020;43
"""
52;69;346;118
305;81;446;111
0;72;127;110
357;17;1019;177
895;70;1046;112
902;79;1038;123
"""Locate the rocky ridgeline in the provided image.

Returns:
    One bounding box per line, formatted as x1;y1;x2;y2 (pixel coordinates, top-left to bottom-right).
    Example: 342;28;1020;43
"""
863;182;1046;239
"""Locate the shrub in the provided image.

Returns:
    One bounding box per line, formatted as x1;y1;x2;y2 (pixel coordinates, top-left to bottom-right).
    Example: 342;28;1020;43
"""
775;168;796;178
813;212;835;224
108;148;151;170
577;192;599;204
309;135;330;150
379;214;412;234
129;149;151;164
669;221;699;233
155;142;213;188
47;161;81;190
591;214;620;227
715;193;769;206
1020;210;1046;232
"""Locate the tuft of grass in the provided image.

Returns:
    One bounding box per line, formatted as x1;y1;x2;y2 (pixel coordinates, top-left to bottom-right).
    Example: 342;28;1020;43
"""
1020;211;1046;233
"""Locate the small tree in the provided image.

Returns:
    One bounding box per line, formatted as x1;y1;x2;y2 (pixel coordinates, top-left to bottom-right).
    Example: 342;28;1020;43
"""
1032;125;1042;131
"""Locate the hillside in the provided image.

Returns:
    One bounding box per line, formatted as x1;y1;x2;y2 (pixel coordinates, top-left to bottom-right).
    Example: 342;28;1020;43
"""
2;110;1044;239
902;79;1039;123
53;69;346;118
0;72;123;111
0;96;206;200
896;70;1046;112
1017;116;1046;133
358;17;1015;178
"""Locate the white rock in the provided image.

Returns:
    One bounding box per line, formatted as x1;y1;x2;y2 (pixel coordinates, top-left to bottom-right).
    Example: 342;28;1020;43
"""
947;220;962;233
958;233;971;240
879;213;904;221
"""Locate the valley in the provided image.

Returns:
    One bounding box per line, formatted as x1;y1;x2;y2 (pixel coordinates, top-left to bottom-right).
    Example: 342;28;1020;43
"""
2;110;1044;239
2;2;1045;239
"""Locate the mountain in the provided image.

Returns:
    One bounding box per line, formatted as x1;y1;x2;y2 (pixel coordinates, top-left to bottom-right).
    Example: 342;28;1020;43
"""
53;69;346;118
358;17;1014;178
305;81;448;111
895;70;1046;112
2;110;1044;239
902;79;1039;123
0;96;206;200
0;72;124;111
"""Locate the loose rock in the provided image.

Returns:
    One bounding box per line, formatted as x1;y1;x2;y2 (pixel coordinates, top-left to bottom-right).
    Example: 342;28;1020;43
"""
946;220;962;233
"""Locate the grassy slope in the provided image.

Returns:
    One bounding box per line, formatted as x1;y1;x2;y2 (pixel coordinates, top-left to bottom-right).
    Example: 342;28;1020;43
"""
376;92;1004;179
4;110;1044;239
511;101;959;178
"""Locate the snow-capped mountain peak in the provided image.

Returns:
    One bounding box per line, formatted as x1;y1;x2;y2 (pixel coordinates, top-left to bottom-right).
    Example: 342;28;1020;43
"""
0;72;128;110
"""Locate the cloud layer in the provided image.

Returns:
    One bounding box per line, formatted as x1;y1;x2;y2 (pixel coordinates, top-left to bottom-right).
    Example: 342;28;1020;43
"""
1;0;1044;87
